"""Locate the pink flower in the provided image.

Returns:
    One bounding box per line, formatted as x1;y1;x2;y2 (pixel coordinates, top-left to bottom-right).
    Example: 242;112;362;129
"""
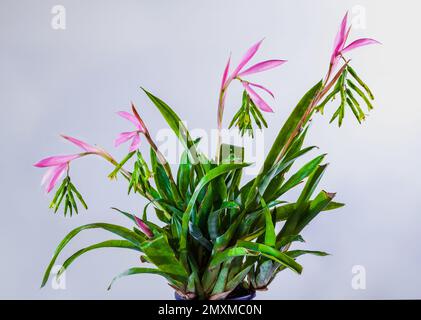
242;81;274;112
330;12;380;69
61;134;112;159
115;108;146;152
220;39;286;113
34;154;80;193
61;135;101;154
34;136;106;193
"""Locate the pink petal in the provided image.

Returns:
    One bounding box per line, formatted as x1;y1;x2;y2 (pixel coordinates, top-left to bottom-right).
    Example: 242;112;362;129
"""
341;38;381;54
134;216;153;238
248;82;275;98
34;154;80;168
230;39;264;79
237;59;287;77
114;131;138;147
41;166;56;186
45;163;68;193
220;54;231;90
343;25;352;50
129;134;141;152
61;135;98;153
331;12;349;64
242;82;274;113
117;111;144;131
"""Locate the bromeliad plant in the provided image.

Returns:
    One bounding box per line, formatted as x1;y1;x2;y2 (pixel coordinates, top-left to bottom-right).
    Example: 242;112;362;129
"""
35;13;379;300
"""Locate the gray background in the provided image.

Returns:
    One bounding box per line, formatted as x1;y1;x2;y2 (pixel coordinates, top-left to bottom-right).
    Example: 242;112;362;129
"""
1;0;420;299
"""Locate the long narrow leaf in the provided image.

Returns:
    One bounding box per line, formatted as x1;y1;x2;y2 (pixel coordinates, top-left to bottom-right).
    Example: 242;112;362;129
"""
41;223;145;287
57;240;140;279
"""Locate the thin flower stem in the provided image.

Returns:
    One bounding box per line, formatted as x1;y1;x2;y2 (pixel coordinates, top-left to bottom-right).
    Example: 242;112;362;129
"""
275;61;349;164
216;87;227;163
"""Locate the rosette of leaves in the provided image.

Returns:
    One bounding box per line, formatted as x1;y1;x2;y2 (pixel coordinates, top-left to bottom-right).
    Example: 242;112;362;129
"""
40;82;356;299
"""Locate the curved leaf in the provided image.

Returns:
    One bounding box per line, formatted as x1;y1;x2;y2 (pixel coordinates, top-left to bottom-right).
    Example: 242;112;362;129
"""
261;198;275;247
140;234;188;280
286;250;329;259
210;247;255;267
57;240;140;279
41;223;145;287
237;240;302;274
142;88;203;176
108;267;184;290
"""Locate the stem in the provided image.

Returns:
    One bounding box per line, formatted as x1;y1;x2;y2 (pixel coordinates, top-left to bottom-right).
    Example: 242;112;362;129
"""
215;87;227;163
275;60;349;163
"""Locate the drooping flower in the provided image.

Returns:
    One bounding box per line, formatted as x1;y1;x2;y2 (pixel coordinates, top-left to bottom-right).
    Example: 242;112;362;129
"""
34;136;109;193
220;39;286;113
330;12;380;70
34;154;80;193
115;105;146;152
242;81;274;112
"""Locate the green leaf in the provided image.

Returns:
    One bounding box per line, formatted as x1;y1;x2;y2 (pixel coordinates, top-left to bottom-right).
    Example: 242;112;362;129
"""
225;264;253;292
67;188;79;214
324;201;345;211
316;87;339;114
177;150;192;198
57;240;140;279
69;184;88;210
347;79;374;110
261;198;275;247
210;247;255;267
111;207;136;223
108;152;135;179
297;164;328;208
254;259;276;289
346;97;362;124
41;223;145;287
273;154;326;199
189;222;212;251
287;250;329;259
150;148;174;202
211;261;231;296
140;234;187;280
347;65;374;100
208;202;240;241
142;88;203;176
296;190;335;232
273;203;296;221
49;178;67;209
276;234;305;249
279;164;328;239
108;267;184;290
237;240;302;274
346;88;366;121
179;163;250;267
